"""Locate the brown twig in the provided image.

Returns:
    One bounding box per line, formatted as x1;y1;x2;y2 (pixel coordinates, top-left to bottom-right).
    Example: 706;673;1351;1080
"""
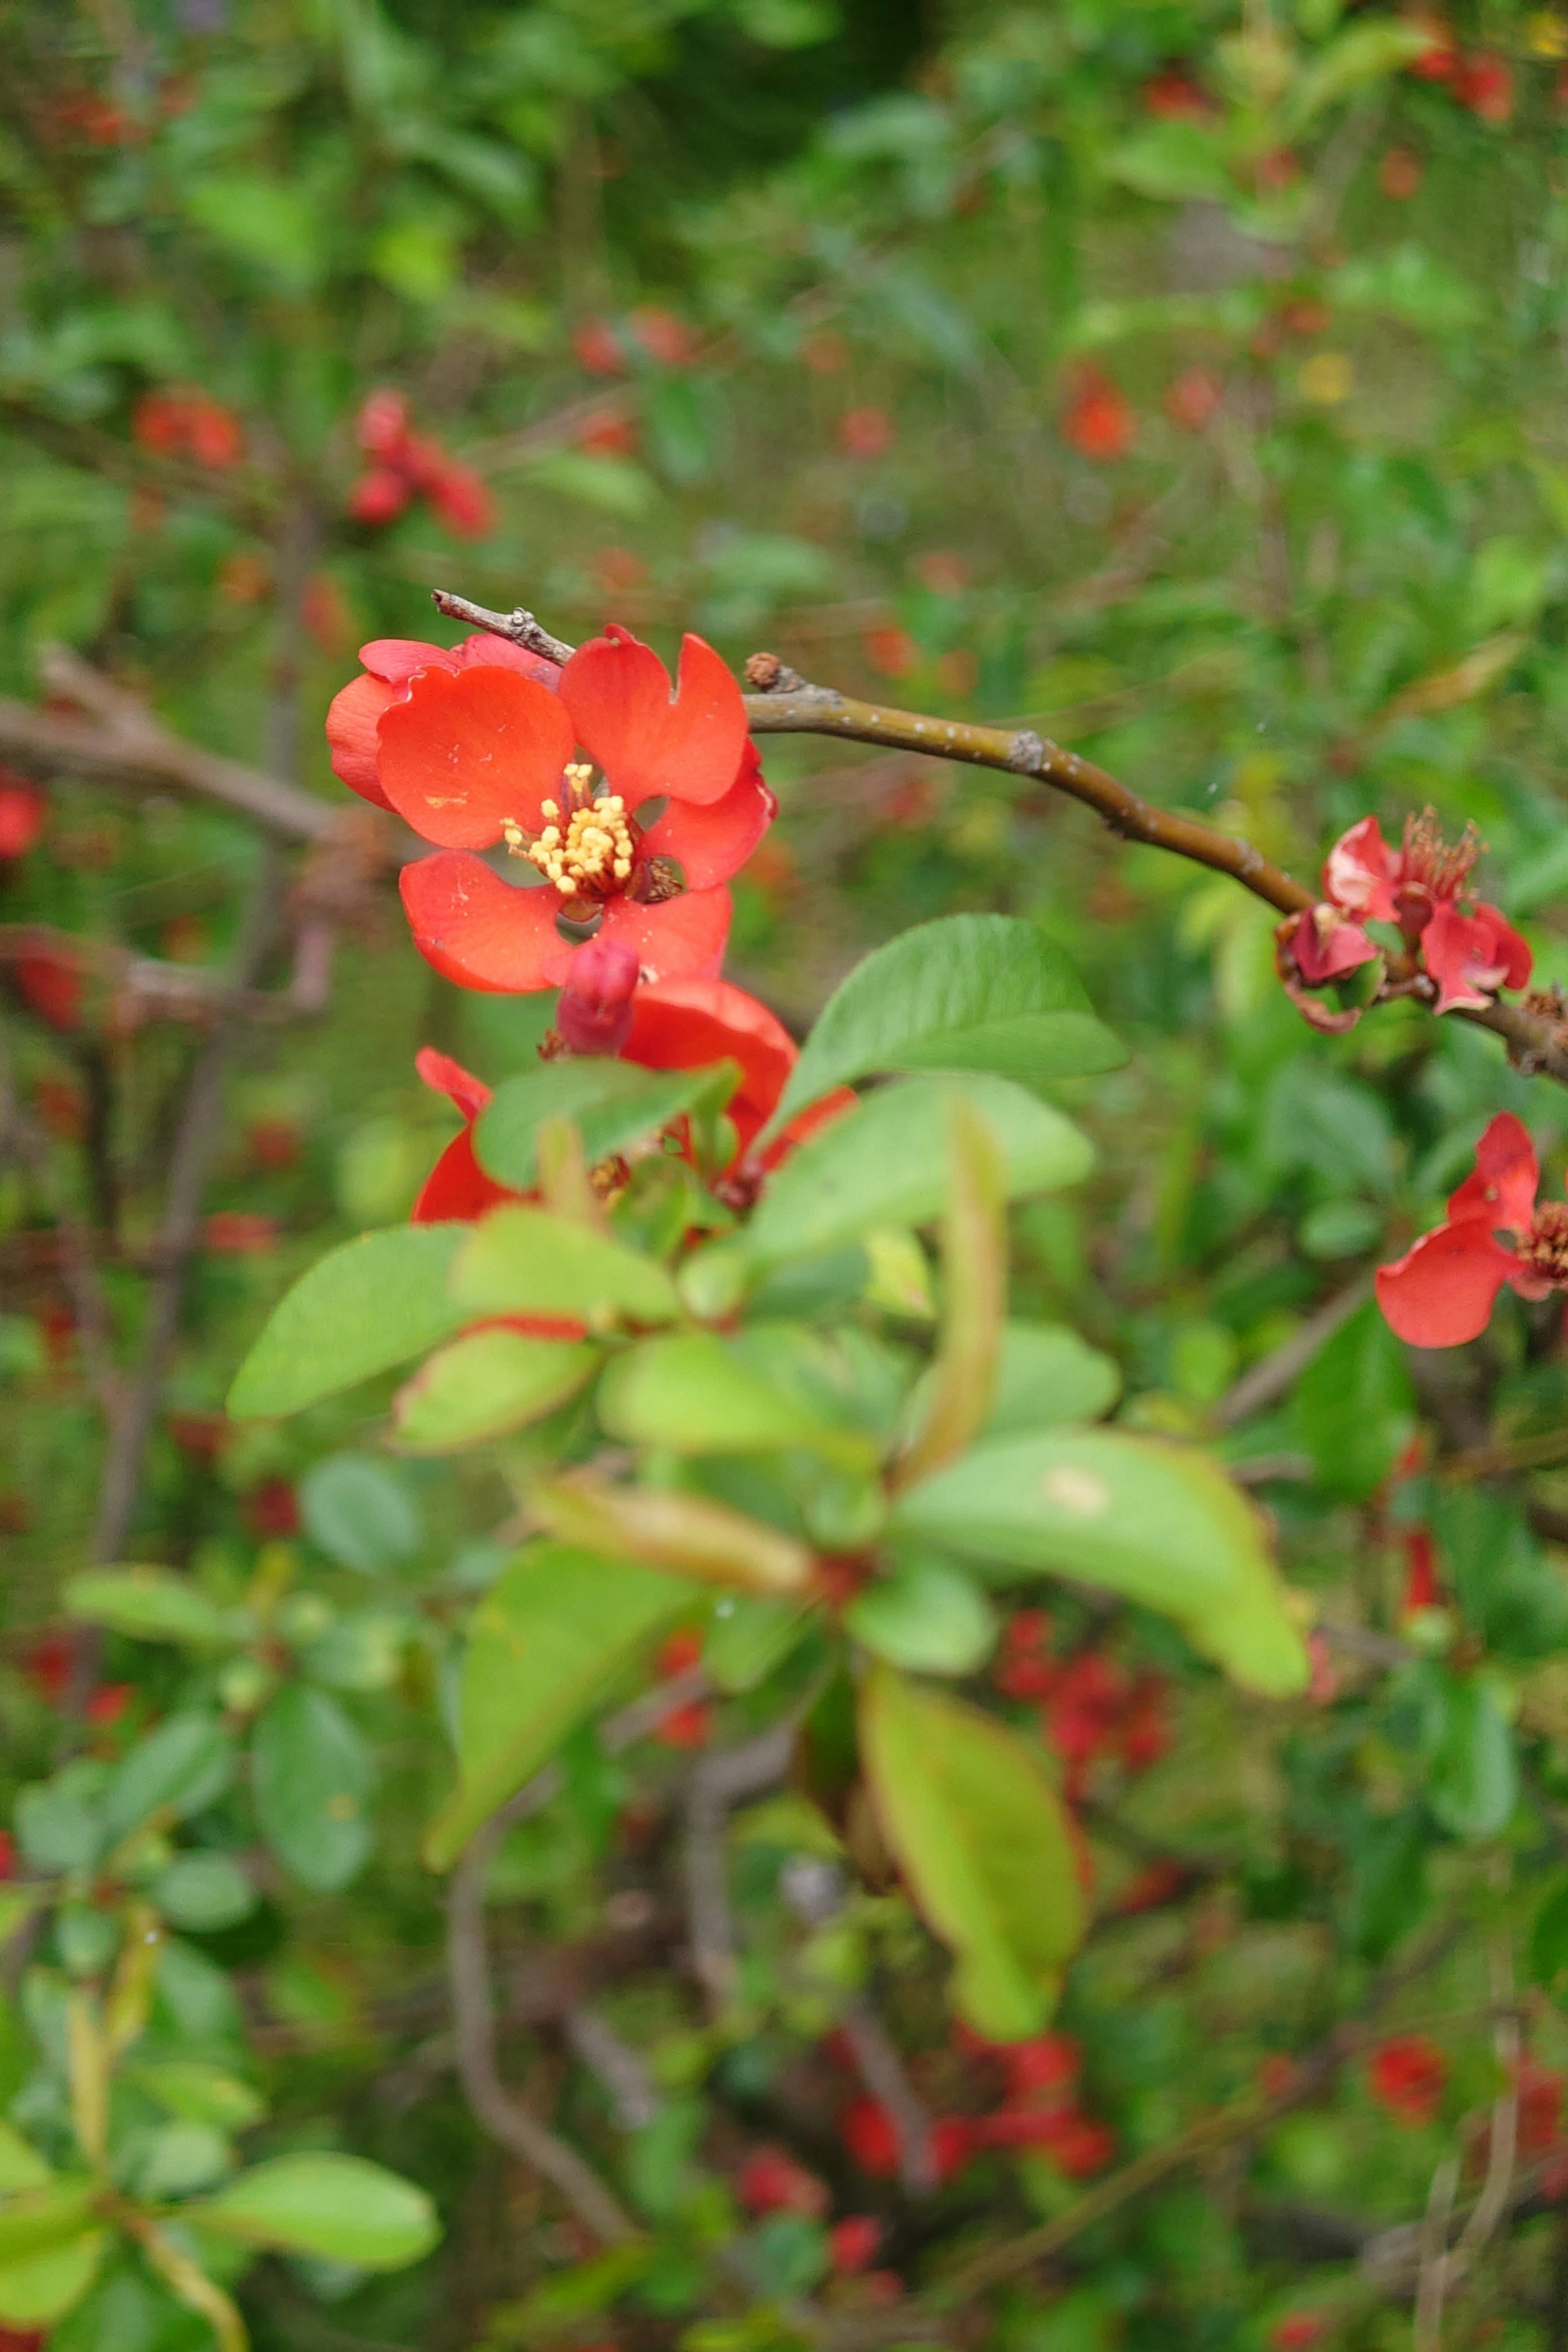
683;1719;797;2018
1213;1275;1373;1430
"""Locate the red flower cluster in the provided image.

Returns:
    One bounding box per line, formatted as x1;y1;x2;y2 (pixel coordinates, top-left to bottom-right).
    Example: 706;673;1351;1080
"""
345;392;494;538
1277;811;1529;1030
995;1613;1168;1800
737;2146;829;2218
844;2035;1114;2186
1062;365;1135;461
1377;1112;1568;1348
1407;18;1514;122
131;388;245;469
573;308;701;374
651;1626;711;1751
0;770;46;860
1141;66;1212;121
1367;2034;1447;2127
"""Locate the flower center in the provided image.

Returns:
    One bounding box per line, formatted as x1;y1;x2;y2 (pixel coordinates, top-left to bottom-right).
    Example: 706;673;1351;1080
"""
1519;1200;1568;1284
1398;809;1481;908
501;762;637;905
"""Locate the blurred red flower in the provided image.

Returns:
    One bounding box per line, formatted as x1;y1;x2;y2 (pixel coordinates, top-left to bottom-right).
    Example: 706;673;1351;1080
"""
1163;368;1223;432
1062;366;1134;462
1368;2035;1447;2127
0;775;46;859
203;1212;278;1256
837;407;895;460
737;2147;829;2217
829;2216;881;2274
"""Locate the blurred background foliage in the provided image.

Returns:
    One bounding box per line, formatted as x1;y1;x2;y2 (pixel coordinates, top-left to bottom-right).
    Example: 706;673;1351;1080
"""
11;1;1568;2348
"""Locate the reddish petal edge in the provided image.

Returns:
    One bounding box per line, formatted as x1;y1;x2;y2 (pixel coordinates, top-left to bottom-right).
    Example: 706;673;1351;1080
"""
638;752;776;891
1375;1217;1519;1347
414;1047;492;1123
411;1131;516;1223
379;664;576;851
560;624;748;810
399;852;571;991
597;886;732;983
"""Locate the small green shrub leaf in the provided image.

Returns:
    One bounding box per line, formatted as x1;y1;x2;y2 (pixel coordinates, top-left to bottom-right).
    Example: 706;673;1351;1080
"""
393;1328;599;1451
190;2152;439;2269
227;1225;469;1419
252;1686;375;1893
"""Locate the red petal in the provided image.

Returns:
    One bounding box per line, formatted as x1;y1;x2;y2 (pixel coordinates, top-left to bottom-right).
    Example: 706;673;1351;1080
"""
596;887;732;983
762;1087;858;1169
410;1130;516;1222
1325;816;1398;919
1285;905;1379;985
358;637;461;687
325;674;397;808
400;853;570;990
1375;1218;1519;1347
638;752;776;889
454;634;562;690
414;1046;492;1123
560;626;748;808
1446;1110;1538;1235
378;664;575;849
1423;900;1532;1013
625;977;797;1147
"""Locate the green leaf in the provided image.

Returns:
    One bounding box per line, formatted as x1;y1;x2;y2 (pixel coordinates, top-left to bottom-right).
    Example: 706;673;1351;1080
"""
741;1076;1092;1272
190;2153;439;2270
893;1098;1006;1488
597;1332;878;1468
252;1686;374;1893
183;175;325;292
392;1328;600;1452
532;1476;815;1597
62;1570;230;1649
892;1429;1308;1695
103;1715;235;1845
848;1557;996;1675
450;1206;680;1329
131;2059;265;2133
1283;21;1432;129
0;2232;104;2328
151;1852;256;1933
299;1453;423;1574
1428;1674;1517;1842
0;2123;51;2193
227;1225;469;1419
769;915;1123;1135
425;1542;693;1869
474;1059;737;1190
983;1322;1123;1435
1531;1874;1568;1993
703;1597;812;1693
1294;1301;1414;1503
0;2182;96;2270
858;1665;1085;2039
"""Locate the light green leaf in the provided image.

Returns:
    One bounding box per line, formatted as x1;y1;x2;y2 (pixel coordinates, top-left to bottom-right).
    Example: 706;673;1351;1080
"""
1284;21;1433;129
1429;1674;1517;1842
523;450;659;518
0;2231;103;2327
392;1328;599;1452
151;1852;256;1933
597;1332;878;1468
227;1225;469;1419
425;1542;693;1869
703;1597;812;1693
131;2059;265;2133
475;1058;736;1190
190;2153;439;2270
183;176;325;292
103;1715;235;1846
769;915;1123;1135
449;1206;680;1329
299;1453;423;1574
859;1666;1084;2039
0;2181;96;2270
741;1076;1091;1272
63;1570;230;1649
983;1322;1123;1435
848;1557;996;1676
252;1686;374;1893
0;2123;51;2193
892;1429;1308;1695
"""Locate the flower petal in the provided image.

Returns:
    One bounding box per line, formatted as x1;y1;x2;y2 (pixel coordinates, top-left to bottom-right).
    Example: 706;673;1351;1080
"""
1283;904;1380;986
414;1046;492;1123
762;1087;858;1171
1325;815;1398;920
596;886;732;982
325;674;397;807
378;664;576;849
1423;899;1532;1013
455;635;562;689
624;977;797;1147
1375;1216;1519;1347
400;853;570;991
637;751;777;890
411;1131;516;1223
1446;1110;1538;1235
561;625;748;808
358;637;461;687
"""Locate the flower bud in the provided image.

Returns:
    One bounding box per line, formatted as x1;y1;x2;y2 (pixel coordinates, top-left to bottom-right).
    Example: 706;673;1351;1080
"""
556;936;641;1056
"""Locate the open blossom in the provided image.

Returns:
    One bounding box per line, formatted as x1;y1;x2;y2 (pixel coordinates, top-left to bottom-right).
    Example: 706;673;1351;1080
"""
1376;1111;1568;1348
327;635;562;811
1278;810;1530;1028
378;625;773;992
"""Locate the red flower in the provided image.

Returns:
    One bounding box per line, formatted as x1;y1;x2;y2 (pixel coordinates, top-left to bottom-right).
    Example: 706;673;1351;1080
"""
1368;2035;1446;2127
23;1631;78;1706
1515;2059;1565;2156
653;1699;712;1749
573;318;629;375
425;461;495;540
132;389;244;468
0;1830;15;1880
1142;66;1212;120
357;391;411;457
1270;2315;1325;2352
737;2147;829;2218
1401;1527;1441;1613
347;468;411;527
1376;1111;1568;1348
842;2096;901;2175
86;1682;132;1726
411;1049;515;1224
382;627;770;993
203;1212;278;1256
14;947;84;1032
1062;366;1134;462
345;394;494;537
838;407;895;460
1406;13;1460;83
246;1477;299;1538
1278;811;1530;1027
325;633;562;812
630;307;699;368
1456;52;1512;123
0;775;46;858
829;2216;881;2274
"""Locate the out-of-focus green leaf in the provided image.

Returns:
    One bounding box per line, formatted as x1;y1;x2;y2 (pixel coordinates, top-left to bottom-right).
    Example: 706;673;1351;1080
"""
393;1328;600;1450
227;1226;469;1419
252;1686;374;1893
532;1475;815;1597
190;2153;439;2269
982;1322;1122;1435
63;1570;230;1649
475;1058;736;1191
103;1716;235;1845
597;1332;878;1467
449;1206;680;1329
151;1853;256;1933
1294;1301;1414;1503
299;1454;423;1574
1428;1674;1517;1842
0;2232;104;2328
848;1556;995;1675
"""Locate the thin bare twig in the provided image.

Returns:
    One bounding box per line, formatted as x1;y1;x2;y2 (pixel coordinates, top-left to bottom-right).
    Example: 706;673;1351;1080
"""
839;2003;936;2197
566;2009;661;2131
683;1719;797;2018
1214;1275;1374;1430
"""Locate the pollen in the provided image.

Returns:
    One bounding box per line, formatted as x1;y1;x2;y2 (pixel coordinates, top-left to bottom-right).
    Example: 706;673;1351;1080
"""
495;764;640;902
1520;1200;1568;1285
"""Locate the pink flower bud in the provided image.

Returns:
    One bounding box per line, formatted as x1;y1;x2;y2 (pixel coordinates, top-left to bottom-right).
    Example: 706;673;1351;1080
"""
556;936;641;1055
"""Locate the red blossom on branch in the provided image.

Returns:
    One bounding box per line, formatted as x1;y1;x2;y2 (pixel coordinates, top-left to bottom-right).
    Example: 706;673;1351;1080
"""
1376;1111;1568;1348
0;772;47;859
1367;2034;1447;2127
1062;365;1135;461
345;392;494;539
377;626;771;992
1276;810;1530;1029
326;633;561;811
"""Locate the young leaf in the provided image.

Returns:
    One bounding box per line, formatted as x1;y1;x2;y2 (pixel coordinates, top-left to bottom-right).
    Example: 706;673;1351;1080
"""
892;1429;1308;1695
742;1076;1092;1273
189;2152;439;2270
532;1474;815;1597
251;1685;375;1892
893;1099;1005;1488
299;1453;423;1574
393;1328;600;1452
0;2182;98;2270
474;1058;739;1189
450;1205;680;1327
0;2123;51;2193
597;1332;879;1468
131;2059;265;2132
1428;1673;1517;1841
0;2232;104;2329
847;1556;996;1675
62;1570;231;1650
858;1665;1084;2039
150;1853;256;1933
767;914;1125;1136
1294;1301;1414;1503
227;1225;469;1419
982;1322;1122;1435
425;1541;694;1869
